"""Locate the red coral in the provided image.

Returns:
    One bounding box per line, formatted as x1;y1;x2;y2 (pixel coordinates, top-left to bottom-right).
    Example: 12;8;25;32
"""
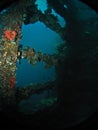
4;30;16;41
9;77;15;89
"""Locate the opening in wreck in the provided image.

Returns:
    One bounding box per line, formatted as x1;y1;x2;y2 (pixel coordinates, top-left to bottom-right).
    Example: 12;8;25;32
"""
16;3;65;87
16;22;63;87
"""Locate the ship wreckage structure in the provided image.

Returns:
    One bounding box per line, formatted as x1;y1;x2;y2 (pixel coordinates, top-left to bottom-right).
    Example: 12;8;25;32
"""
0;1;98;127
0;0;66;113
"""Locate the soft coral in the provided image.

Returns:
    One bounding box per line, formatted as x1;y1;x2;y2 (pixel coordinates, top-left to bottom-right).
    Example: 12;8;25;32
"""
9;77;15;89
4;30;16;41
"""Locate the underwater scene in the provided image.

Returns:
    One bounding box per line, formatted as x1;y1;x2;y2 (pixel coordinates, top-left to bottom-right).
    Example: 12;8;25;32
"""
0;0;98;129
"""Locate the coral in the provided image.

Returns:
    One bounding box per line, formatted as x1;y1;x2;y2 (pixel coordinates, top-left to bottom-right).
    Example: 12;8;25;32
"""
4;30;16;41
9;77;15;89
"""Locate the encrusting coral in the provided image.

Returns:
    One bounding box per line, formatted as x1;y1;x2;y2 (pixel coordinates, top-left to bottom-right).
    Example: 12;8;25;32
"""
3;30;17;41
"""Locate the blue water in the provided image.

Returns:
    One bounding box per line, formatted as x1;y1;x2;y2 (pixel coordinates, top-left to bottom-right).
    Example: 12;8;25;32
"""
16;22;63;87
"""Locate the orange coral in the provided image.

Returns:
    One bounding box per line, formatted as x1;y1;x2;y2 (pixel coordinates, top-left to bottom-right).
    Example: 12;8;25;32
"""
9;77;15;89
4;30;16;41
